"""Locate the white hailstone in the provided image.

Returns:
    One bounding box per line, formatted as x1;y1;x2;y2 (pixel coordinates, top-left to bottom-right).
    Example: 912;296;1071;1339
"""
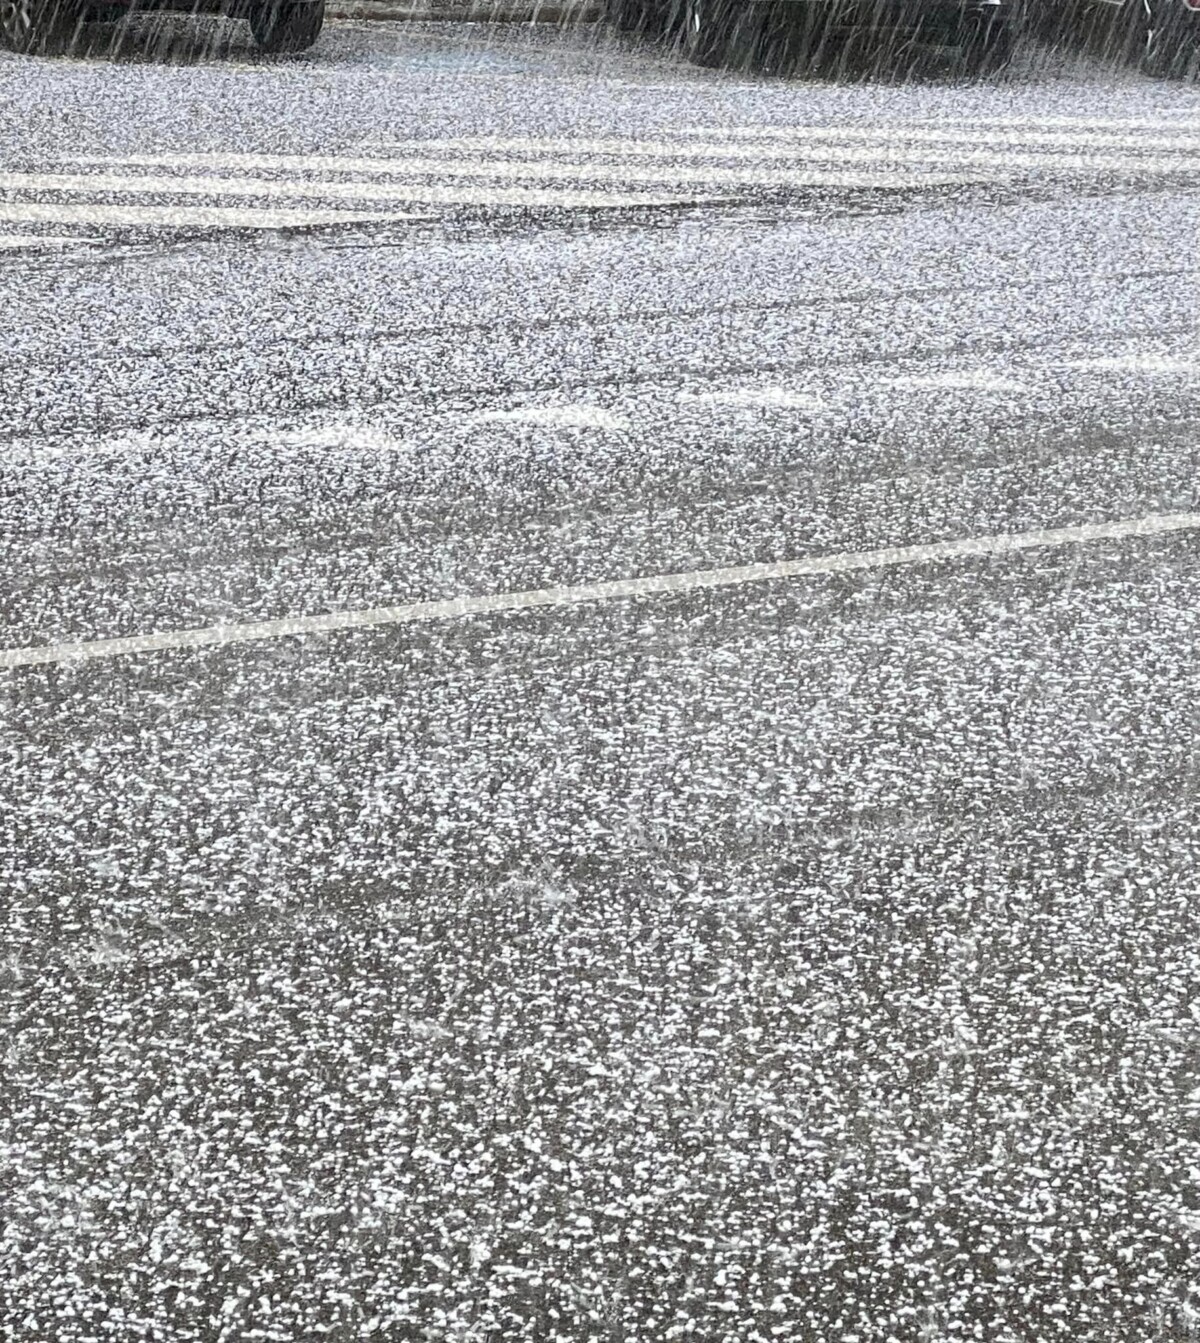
409;1019;455;1044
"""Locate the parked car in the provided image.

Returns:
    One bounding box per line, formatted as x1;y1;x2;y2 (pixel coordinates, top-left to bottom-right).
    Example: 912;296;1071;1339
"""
0;0;325;54
1028;0;1200;76
1145;0;1200;75
610;0;1019;75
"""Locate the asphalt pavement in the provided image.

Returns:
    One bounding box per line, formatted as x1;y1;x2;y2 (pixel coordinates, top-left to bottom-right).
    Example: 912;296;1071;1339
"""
3;16;1200;1343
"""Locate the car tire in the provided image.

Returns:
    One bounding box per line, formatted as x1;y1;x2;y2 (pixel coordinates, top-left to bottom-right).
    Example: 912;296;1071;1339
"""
959;12;1016;75
609;0;679;37
249;0;324;52
679;0;728;63
0;0;81;53
1141;2;1200;77
828;26;888;79
681;0;767;68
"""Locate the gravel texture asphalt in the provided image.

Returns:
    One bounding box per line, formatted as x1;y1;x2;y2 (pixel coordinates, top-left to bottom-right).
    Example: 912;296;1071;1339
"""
3;16;1200;1343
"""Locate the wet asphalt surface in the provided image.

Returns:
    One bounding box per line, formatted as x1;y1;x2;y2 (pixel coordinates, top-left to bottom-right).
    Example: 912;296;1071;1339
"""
3;16;1200;1343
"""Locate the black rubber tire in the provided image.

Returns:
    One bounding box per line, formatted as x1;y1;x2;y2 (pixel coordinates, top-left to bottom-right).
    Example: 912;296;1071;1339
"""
761;0;832;77
826;27;891;81
679;0;722;64
959;13;1016;75
1023;0;1066;45
250;0;324;52
609;0;679;37
0;0;81;53
607;0;638;31
741;0;815;74
680;0;768;68
1141;4;1200;77
679;0;730;64
725;2;768;69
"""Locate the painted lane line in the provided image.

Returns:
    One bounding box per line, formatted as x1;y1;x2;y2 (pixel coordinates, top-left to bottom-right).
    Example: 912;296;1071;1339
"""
386;126;1200;157
702;117;1200;139
679;124;1200;154
908;115;1198;130
0;172;437;210
65;153;979;191
659;139;1200;175
0;202;412;229
3;512;1198;671
0;171;717;213
65;141;1200;181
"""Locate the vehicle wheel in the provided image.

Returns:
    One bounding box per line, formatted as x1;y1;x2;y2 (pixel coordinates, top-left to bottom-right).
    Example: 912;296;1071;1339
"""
959;13;1016;75
749;0;815;74
609;0;677;37
828;26;887;80
0;0;81;53
726;2;769;68
681;0;767;68
1141;4;1200;77
778;1;833;76
250;0;324;52
680;0;731;65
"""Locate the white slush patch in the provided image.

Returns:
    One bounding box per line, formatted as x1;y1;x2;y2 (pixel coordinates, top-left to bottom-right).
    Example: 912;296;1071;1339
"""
269;422;409;452
474;405;631;431
684;387;825;410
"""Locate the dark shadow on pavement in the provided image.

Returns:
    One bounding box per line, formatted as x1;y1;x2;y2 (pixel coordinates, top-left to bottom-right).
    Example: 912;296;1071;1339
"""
57;9;318;63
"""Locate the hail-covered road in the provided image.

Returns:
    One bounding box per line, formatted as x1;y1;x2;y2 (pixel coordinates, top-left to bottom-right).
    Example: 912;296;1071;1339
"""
3;17;1200;1343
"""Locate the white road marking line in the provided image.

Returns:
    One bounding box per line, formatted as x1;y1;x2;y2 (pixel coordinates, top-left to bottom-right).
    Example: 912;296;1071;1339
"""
680;123;1200;153
910;115;1197;130
65;152;977;191
0;202;411;229
0;172;436;210
0;233;83;250
389;126;1200;157
3;512;1197;671
681;387;824;410
66;140;1200;183
1;170;713;212
473;405;631;430
655;139;1200;176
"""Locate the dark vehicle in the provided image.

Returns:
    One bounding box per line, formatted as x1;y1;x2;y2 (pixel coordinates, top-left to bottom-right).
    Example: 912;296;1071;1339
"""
0;0;325;54
611;0;1018;74
1031;0;1200;76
